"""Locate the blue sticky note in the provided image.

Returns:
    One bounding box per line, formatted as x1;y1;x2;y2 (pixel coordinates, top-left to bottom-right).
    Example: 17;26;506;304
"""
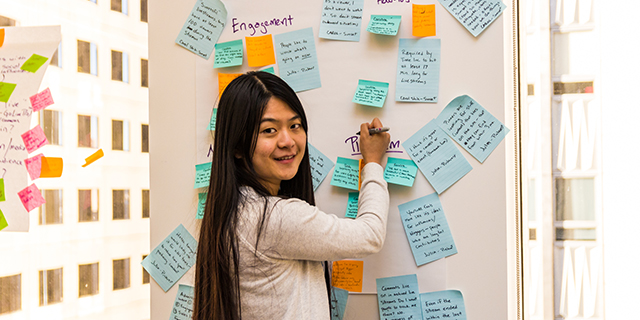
194;162;212;188
402;120;472;194
141;224;198;292
366;15;402;35
436;95;509;163
384;158;418;187
420;290;467;320
438;0;505;37
261;66;275;74
395;38;441;103
175;0;227;59
170;284;195;320
352;80;389;108
308;143;335;191
319;0;364;41
274;28;321;92
207;108;217;131
196;192;207;219
331;287;349;320
213;39;243;68
330;157;360;191
398;193;457;266
345;192;359;218
376;274;422;320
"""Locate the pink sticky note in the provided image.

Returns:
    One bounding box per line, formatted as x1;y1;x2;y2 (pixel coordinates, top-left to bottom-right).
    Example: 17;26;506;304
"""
24;153;44;180
18;183;46;212
21;125;49;153
29;88;54;112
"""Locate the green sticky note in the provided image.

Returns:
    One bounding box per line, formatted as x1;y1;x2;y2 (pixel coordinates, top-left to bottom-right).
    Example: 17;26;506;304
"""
194;162;212;188
0;82;17;103
213;39;243;69
21;54;49;73
384;157;418;187
196;192;207;219
207;108;217;131
0;178;5;202
0;209;7;231
345;192;359;219
352;80;389;108
261;66;275;74
330;157;360;190
366;15;402;36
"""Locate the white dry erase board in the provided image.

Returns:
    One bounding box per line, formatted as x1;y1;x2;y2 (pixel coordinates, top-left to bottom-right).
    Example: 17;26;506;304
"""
149;0;515;319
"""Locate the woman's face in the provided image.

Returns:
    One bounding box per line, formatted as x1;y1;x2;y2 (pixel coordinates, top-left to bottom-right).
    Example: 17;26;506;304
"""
251;97;306;195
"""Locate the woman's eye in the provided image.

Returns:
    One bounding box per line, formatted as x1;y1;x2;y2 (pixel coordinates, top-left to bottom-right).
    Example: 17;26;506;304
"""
261;128;276;134
291;123;301;130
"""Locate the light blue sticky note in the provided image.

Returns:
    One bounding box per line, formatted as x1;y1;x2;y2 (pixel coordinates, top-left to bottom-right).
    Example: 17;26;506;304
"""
319;0;364;41
207;108;217;131
308;143;335;191
403;120;472;194
194;162;212;188
436;95;509;163
398;193;457;266
345;192;359;218
420;290;467;320
384;158;418;187
331;287;349;320
141;224;198;292
376;274;422;320
175;0;227;59
196;192;207;219
395;38;441;103
213;39;243;68
438;0;505;37
366;15;402;35
352;80;389;108
274;28;321;92
170;284;195;320
261;66;275;74
330;157;360;191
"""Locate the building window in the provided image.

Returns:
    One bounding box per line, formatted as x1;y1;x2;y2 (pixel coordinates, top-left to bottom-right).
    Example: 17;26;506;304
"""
88;0;97;3
142;189;149;218
78;189;99;222
141;124;149;153
50;43;62;68
0;15;17;27
78;263;99;297
111;0;128;15
111;50;129;83
112;189;130;220
113;258;130;290
77;40;98;76
142;255;150;284
78;115;99;148
140;0;148;22
39;268;63;306
39;189;63;225
40;110;62;146
141;58;148;87
112;120;130;151
0;274;21;314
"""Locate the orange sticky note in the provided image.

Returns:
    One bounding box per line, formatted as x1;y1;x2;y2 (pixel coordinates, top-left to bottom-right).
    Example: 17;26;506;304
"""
82;149;104;167
218;73;242;96
0;29;4;48
413;4;436;37
331;260;364;292
40;157;63;178
245;34;275;67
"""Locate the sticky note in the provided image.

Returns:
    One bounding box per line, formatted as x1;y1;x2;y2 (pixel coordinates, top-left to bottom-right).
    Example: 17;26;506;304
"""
40;157;63;178
20;54;49;73
0;179;5;202
0;29;4;48
18;183;46;212
396;38;441;103
213;39;243;68
245;34;275;67
196;192;207;219
398;193;457;266
274;28;321;92
0;82;17;103
24;153;44;180
366;15;402;36
29;88;55;112
175;0;227;59
207;108;217;131
436;95;509;163
308;143;334;191
261;66;275;74
331;287;349;320
141;224;198;292
330;157;360;191
82;149;104;167
384;157;418;187
352;80;389;108
319;0;364;42
438;0;505;37
218;73;242;96
0;209;8;231
332;260;363;292
376;274;422;320
345;192;358;218
170;284;195;320
421;290;467;320
413;4;436;37
21;125;49;153
194;162;212;188
403;120;472;194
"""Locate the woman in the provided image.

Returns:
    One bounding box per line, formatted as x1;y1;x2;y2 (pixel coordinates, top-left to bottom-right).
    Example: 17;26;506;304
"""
194;71;390;320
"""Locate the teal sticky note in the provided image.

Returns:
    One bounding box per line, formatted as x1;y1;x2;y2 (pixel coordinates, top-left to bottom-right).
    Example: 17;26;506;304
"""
319;0;364;41
170;284;195;320
0;209;7;231
438;0;505;37
331;287;349;320
207;108;217;131
402;120;472;194
20;54;48;73
0;82;17;103
308;143;334;191
352;80;389;108
330;157;360;191
436;95;509;163
345;192;359;219
175;0;227;59
274;28;321;92
213;39;243;68
141;224;198;292
384;158;418;187
196;192;206;219
420;290;467;320
396;38;441;103
366;15;402;35
194;162;212;188
376;274;421;320
261;66;275;74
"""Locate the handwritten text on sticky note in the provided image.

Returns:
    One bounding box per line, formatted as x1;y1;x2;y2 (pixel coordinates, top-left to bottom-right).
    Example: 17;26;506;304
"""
21;125;49;153
376;274;422;320
196;192;207;219
420;290;467;320
0;82;17;103
213;39;243;68
384;157;418;187
345;192;359;218
25;153;43;180
18;183;46;212
352;80;389;108
30;88;54;112
413;4;436;37
330;157;360;191
396;38;441;103
319;0;364;41
331;287;349;320
194;162;212;189
246;34;275;67
169;284;195;320
366;15;402;36
20;54;48;73
175;0;227;59
332;260;364;292
308;143;334;191
274;28;321;92
438;0;505;37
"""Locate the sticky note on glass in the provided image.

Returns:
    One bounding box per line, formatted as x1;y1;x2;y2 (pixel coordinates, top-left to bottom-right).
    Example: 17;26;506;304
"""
274;28;321;92
18;183;46;212
82;149;104;167
384;157;418;187
21;125;49;153
0;179;5;202
376;274;422;320
366;15;402;36
413;4;436;37
261;66;275;74
213;39;243;68
0;209;8;231
345;192;359;218
30;88;55;112
421;290;467;320
175;0;227;59
218;73;242;96
194;162;212;188
0;29;4;48
398;193;457;266
141;224;198;292
396;38;441;103
170;284;195;320
246;34;275;67
436;95;509;163
332;260;363;292
308;143;334;191
352;80;389;108
25;153;44;180
319;0;364;41
196;192;206;219
403;120;471;194
330;157;360;191
330;286;349;320
207;108;217;131
0;82;17;103
40;157;63;178
21;54;49;73
438;0;505;37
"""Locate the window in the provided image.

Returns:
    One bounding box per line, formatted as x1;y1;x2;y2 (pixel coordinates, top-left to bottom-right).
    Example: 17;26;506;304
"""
78;115;99;148
39;268;63;306
77;40;98;75
142;189;149;218
112;258;130;290
50;43;62;68
111;0;128;15
39;189;63;225
141;58;148;87
78;263;99;297
88;0;97;3
142;255;150;284
140;0;148;22
40;110;62;146
141;124;149;153
78;189;99;222
112;120;130;151
0;15;17;26
111;50;129;83
0;274;21;314
112;189;130;220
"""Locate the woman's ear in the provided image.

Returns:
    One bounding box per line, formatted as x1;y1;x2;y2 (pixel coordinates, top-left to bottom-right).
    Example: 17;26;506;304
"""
234;151;242;159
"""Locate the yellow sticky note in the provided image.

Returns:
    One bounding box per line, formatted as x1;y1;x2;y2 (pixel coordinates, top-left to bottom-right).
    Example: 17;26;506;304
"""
331;260;364;292
40;157;63;178
0;29;4;48
413;4;436;37
218;73;242;96
82;149;104;167
245;34;275;67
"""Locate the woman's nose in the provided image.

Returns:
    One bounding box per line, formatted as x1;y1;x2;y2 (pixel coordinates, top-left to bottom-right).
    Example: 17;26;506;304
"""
277;129;295;148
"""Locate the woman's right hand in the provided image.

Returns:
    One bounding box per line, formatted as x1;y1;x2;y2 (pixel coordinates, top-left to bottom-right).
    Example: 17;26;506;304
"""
359;118;391;165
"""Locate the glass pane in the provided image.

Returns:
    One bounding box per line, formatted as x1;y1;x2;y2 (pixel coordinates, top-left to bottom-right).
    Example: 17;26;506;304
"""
77;40;91;74
555;177;595;221
78;263;99;297
140;59;149;87
141;124;149;152
0;274;21;314
556;228;597;241
78;189;99;222
112;120;124;150
113;258;130;290
111;50;123;81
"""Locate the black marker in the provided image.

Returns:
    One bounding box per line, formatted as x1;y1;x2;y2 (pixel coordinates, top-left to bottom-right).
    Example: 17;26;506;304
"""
356;127;390;135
